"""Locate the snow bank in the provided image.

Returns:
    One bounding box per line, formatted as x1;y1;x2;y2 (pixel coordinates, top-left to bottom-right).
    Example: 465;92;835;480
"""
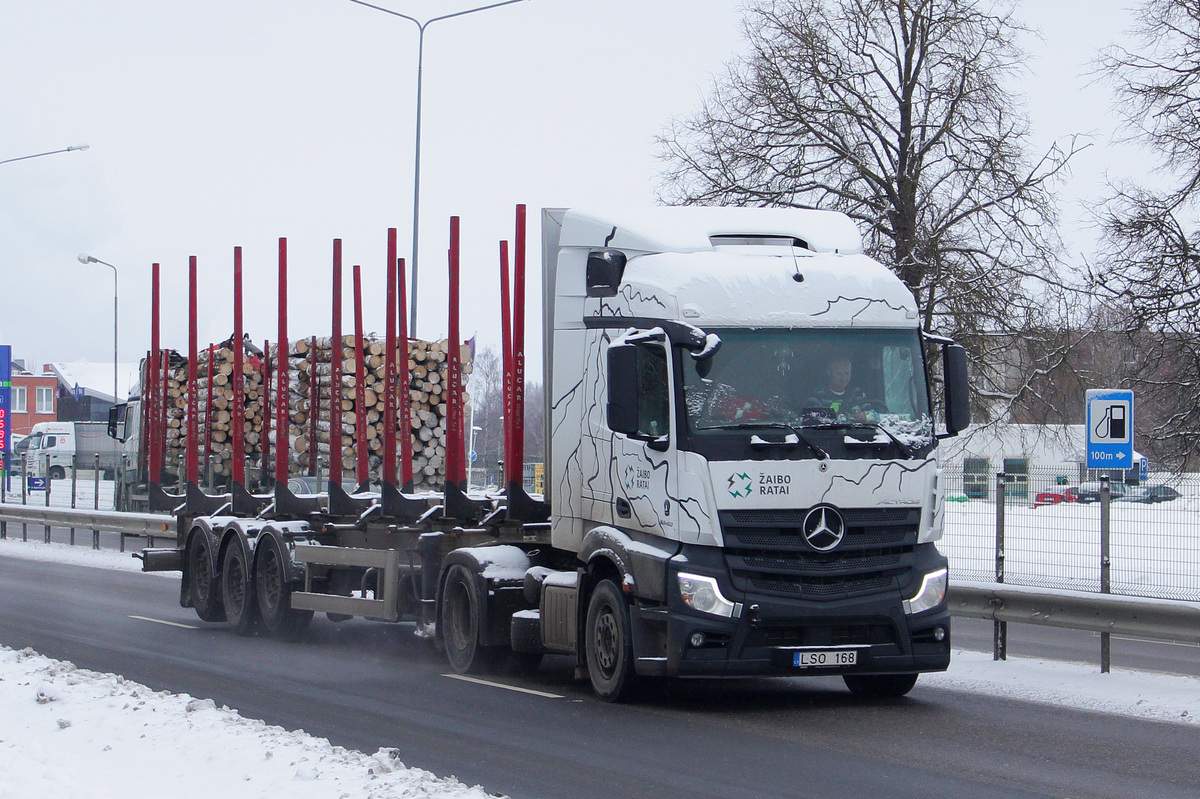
923;649;1199;727
0;646;499;799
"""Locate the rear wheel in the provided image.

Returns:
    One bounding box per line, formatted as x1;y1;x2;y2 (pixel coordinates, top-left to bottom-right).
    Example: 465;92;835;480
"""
843;673;919;698
221;538;259;636
441;564;501;673
585;579;637;702
184;533;225;623
254;535;312;638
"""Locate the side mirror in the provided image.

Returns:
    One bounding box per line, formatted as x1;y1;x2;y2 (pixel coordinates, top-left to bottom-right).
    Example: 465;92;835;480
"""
607;345;639;435
107;404;127;441
943;344;971;436
587;250;627;298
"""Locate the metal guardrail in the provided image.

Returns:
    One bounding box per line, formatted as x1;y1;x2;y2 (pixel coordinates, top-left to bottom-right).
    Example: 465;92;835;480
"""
951;581;1200;647
0;503;176;540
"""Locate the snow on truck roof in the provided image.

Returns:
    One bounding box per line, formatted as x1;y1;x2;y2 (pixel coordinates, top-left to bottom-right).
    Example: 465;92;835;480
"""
559;206;864;255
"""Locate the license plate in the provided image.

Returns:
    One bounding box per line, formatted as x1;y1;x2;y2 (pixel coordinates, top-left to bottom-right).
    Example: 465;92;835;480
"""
793;649;858;667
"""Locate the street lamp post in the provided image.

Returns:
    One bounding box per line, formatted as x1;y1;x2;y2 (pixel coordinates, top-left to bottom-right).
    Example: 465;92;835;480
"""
346;0;526;337
77;254;119;409
0;144;89;167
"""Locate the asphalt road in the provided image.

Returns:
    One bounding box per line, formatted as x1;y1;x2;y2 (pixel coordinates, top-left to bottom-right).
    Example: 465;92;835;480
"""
1;554;1198;799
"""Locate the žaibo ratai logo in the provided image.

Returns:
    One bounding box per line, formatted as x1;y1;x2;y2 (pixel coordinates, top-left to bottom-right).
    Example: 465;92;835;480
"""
727;472;753;498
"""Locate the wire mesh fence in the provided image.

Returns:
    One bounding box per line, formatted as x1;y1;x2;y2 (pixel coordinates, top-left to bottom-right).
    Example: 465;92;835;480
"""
941;465;1200;601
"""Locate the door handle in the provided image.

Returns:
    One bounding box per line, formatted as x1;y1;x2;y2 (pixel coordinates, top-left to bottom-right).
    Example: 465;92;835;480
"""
615;497;632;518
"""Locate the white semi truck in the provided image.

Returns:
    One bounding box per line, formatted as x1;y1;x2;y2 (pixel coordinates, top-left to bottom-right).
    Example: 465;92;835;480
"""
140;206;969;702
24;420;122;481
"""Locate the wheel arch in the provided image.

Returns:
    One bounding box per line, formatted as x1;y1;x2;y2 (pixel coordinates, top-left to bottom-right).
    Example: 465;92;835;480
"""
250;521;313;584
437;545;532;649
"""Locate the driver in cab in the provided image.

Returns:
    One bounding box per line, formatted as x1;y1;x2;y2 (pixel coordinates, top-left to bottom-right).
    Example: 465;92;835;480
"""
806;355;879;422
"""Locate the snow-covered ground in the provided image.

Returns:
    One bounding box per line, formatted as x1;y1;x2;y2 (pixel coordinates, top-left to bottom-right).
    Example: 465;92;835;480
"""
941;497;1200;601
1;536;1198;798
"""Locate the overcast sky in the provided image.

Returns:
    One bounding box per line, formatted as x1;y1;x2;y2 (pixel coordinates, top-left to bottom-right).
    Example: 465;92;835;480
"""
0;0;1146;389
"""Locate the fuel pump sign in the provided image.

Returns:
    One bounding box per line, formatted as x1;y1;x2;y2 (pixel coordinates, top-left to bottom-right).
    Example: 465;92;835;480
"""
1086;389;1134;469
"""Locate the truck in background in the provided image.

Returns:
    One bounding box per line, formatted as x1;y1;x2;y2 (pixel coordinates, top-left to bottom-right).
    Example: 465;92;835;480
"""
138;206;970;702
24;420;122;482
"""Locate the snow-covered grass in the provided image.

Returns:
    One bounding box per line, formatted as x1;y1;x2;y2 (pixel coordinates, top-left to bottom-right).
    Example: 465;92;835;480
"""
2;474;117;511
942;498;1200;601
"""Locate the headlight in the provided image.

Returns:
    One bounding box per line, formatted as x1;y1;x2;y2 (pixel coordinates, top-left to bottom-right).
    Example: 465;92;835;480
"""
676;572;740;618
904;567;948;615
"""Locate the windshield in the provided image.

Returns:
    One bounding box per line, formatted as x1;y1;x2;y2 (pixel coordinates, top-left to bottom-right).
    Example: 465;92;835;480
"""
681;328;933;448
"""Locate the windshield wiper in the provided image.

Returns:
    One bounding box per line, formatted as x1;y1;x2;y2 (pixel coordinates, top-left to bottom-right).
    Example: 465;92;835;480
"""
724;423;829;460
807;422;917;458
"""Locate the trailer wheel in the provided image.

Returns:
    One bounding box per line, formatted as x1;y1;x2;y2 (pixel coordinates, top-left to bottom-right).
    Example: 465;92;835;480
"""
585;579;637;702
48;466;65;481
221;538;259;636
440;564;500;674
843;673;919;699
254;535;312;639
185;533;225;623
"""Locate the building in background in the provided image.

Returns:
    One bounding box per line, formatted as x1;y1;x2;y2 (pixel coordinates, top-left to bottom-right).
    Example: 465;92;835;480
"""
9;359;59;436
45;362;141;423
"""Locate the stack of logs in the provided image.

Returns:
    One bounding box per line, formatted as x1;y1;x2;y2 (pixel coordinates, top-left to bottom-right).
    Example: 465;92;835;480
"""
161;336;471;489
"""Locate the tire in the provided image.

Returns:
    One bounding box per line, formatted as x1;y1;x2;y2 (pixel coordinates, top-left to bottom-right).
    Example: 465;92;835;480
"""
843;673;919;699
440;564;501;674
184;533;225;623
48;466;65;481
585;579;637;702
254;535;313;639
221;537;259;636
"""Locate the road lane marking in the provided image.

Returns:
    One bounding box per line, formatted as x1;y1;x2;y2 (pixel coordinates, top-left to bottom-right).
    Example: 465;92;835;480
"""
129;615;199;630
442;673;563;698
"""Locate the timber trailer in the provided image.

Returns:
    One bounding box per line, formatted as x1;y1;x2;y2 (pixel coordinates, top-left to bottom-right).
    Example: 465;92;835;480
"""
138;205;971;702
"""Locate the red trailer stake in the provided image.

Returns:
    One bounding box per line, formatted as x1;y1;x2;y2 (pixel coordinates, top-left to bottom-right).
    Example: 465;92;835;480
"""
232;247;245;486
353;264;368;486
149;262;161;485
276;238;289;485
309;336;319;478
383;229;398;486
187;256;199;485
397;257;413;488
329;240;343;484
511;204;527;489
444;218;465;489
499;241;514;482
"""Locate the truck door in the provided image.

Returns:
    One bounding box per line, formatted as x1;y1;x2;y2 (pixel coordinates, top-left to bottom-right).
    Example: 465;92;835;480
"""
607;333;680;539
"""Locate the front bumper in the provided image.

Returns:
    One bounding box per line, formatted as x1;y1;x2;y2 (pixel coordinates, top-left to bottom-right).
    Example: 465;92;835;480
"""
630;547;951;679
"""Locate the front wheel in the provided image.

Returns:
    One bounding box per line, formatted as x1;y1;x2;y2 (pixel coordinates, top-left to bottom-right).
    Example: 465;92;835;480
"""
585;579;637;702
221;538;259;636
843;673;919;698
254;535;312;639
48;466;66;481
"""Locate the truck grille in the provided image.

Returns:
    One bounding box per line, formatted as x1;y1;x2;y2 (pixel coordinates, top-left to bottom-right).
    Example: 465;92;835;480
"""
720;507;920;601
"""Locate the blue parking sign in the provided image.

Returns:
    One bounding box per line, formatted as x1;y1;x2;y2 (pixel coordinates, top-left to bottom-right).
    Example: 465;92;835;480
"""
1086;389;1134;469
28;476;46;491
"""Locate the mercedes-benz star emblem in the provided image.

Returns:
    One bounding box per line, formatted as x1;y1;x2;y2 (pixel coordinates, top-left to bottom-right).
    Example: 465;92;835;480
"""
802;506;845;551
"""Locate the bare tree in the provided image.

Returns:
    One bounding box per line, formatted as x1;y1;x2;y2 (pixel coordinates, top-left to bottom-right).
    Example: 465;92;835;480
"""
657;0;1084;421
1092;0;1200;464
